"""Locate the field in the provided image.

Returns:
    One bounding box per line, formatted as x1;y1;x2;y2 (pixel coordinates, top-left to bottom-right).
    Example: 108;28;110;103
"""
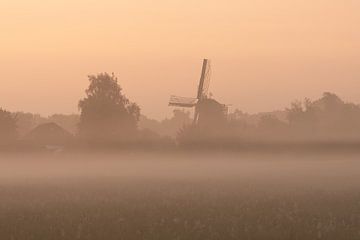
1;152;360;239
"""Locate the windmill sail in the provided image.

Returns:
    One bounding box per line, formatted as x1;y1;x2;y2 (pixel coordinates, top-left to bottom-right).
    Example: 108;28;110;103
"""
193;59;211;123
168;95;198;107
197;59;211;100
168;58;213;124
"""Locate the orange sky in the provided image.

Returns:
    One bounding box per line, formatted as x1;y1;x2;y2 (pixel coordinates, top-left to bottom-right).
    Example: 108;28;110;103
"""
0;0;359;119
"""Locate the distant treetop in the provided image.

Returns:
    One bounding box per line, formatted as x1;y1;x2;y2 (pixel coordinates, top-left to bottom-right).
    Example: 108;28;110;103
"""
78;73;140;141
0;108;17;143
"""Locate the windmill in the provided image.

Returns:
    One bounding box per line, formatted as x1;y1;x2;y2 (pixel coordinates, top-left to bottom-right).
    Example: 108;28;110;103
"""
169;59;213;124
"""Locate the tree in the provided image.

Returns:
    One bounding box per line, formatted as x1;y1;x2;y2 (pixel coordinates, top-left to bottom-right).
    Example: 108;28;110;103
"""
0;108;17;142
286;98;317;132
78;73;140;141
285;92;360;140
258;115;288;132
139;109;192;137
160;109;192;137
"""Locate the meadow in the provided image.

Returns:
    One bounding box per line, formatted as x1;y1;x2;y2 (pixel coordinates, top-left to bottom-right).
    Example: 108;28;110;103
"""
0;152;360;239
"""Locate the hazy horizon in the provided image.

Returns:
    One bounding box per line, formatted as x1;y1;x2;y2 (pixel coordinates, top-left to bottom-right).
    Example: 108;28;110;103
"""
1;0;359;120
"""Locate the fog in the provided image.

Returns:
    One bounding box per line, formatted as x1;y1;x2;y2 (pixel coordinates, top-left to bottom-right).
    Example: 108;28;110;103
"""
2;152;360;183
2;152;360;239
2;152;360;190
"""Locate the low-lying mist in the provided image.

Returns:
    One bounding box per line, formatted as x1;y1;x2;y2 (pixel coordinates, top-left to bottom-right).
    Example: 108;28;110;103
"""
2;152;360;184
1;152;360;239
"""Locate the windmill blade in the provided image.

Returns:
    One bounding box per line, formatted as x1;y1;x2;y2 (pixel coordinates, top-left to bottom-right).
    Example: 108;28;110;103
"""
197;59;212;100
201;59;211;98
168;95;198;107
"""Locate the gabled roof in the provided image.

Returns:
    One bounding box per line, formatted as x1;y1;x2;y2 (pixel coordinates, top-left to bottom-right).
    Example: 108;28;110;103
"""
24;122;73;145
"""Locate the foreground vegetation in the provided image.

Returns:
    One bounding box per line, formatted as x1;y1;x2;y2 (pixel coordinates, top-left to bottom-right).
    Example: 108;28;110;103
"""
1;153;360;239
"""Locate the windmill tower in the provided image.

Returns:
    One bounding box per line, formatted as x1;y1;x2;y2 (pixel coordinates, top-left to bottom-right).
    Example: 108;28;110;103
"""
169;59;212;124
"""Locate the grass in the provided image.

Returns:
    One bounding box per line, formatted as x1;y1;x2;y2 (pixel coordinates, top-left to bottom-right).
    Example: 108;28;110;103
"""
0;153;360;239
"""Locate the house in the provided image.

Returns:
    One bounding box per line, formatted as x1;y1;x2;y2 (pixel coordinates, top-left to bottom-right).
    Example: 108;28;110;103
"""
24;122;73;146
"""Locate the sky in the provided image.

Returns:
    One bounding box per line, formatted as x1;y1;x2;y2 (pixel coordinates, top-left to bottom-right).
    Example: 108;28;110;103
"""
0;0;359;119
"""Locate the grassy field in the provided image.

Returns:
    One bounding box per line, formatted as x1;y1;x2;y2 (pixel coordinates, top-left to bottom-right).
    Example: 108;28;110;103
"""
0;152;360;239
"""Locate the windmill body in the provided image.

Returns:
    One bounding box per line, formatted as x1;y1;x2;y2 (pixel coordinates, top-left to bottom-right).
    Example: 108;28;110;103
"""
169;59;227;125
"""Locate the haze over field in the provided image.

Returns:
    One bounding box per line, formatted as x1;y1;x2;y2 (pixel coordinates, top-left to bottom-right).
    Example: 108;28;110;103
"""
2;1;360;239
1;0;360;119
1;153;360;239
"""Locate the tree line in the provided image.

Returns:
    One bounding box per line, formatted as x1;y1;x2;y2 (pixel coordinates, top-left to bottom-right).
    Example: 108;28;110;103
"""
1;73;360;149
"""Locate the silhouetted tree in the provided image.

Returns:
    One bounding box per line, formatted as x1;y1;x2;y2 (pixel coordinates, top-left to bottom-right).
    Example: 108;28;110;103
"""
258;115;288;134
286;100;304;126
0;108;17;142
160;109;192;136
139;109;192;137
286;92;360;140
78;73;140;141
